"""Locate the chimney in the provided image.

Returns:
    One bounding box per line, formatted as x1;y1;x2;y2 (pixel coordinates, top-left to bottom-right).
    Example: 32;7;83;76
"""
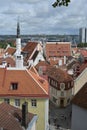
16;55;23;68
64;56;66;65
22;102;28;128
58;59;62;66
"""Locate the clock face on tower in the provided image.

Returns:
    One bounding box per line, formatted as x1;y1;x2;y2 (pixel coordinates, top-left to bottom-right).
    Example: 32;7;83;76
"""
60;83;65;90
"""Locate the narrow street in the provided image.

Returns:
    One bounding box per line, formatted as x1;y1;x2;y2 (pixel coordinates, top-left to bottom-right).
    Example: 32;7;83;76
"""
49;101;72;130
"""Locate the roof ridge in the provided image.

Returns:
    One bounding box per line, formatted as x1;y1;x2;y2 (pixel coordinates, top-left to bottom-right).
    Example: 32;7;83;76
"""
26;69;48;95
29;66;39;76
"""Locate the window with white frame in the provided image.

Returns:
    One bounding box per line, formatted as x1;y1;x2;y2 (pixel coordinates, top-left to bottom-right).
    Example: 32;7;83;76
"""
4;98;10;104
31;99;37;107
15;99;20;107
10;83;18;90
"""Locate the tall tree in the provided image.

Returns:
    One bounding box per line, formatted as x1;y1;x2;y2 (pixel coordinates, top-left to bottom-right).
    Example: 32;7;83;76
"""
52;0;71;7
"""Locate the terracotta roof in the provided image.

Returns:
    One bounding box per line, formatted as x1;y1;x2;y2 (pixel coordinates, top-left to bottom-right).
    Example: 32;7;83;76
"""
35;61;50;70
79;63;87;73
45;42;71;59
0;102;34;130
72;82;87;109
23;42;38;59
29;70;49;94
47;66;73;83
49;59;58;66
29;66;39;75
0;57;15;67
5;47;16;55
80;49;87;57
0;67;49;98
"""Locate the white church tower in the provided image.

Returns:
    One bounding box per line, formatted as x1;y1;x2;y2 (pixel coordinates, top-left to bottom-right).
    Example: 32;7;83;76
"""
15;20;23;68
16;20;21;55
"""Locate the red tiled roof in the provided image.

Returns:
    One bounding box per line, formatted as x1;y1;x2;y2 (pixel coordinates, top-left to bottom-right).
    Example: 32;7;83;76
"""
0;67;49;98
45;42;71;59
72;82;87;109
22;42;38;63
47;66;73;83
5;47;16;55
35;61;50;70
29;66;39;75
0;57;15;67
29;70;49;95
80;49;87;57
0;102;34;130
79;63;87;73
23;42;38;52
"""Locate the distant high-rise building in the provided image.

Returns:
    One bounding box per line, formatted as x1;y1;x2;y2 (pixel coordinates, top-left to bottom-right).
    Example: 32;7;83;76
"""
79;28;87;43
86;28;87;43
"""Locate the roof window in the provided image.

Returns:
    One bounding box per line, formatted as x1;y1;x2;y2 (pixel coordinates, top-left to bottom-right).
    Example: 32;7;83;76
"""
10;83;18;90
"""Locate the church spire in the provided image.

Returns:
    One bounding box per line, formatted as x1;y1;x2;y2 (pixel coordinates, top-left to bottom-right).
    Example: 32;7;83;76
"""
17;18;20;38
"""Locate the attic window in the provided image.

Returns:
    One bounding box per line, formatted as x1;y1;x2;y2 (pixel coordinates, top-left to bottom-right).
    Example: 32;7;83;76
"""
10;83;18;90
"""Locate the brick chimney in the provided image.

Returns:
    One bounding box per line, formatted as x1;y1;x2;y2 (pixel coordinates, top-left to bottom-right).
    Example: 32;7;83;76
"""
22;102;28;128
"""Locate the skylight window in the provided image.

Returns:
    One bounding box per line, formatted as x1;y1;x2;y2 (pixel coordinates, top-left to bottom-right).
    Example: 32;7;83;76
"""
10;83;18;90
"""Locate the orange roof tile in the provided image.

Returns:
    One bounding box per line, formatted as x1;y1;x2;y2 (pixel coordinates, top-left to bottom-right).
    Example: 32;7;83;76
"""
0;67;49;98
29;70;49;94
45;42;71;59
47;66;73;83
0;57;15;67
22;42;38;63
35;61;50;70
5;47;16;55
79;63;87;74
80;49;87;57
29;66;39;75
23;42;38;52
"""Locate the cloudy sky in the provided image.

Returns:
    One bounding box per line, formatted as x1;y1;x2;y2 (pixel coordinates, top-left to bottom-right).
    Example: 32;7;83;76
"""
0;0;87;35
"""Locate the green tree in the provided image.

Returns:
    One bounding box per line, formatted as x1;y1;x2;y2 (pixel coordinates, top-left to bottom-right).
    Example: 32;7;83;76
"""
77;43;87;48
52;0;71;7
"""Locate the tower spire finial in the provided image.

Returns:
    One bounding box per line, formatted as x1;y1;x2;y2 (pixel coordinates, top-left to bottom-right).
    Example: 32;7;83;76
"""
17;17;20;38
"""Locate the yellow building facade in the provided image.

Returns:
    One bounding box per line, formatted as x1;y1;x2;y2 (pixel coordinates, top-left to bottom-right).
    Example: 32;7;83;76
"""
0;67;49;130
0;98;49;130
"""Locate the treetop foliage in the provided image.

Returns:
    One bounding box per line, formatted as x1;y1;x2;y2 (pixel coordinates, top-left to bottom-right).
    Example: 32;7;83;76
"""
52;0;71;7
77;43;87;48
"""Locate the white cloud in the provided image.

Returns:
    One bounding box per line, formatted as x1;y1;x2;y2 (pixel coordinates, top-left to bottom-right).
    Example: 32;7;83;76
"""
0;0;87;34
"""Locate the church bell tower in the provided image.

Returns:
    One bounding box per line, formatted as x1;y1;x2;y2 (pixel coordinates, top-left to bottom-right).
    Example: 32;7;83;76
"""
15;19;23;68
16;19;21;55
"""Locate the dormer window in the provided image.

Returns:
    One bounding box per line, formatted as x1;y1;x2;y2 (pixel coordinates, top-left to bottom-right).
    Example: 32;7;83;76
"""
10;83;18;90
